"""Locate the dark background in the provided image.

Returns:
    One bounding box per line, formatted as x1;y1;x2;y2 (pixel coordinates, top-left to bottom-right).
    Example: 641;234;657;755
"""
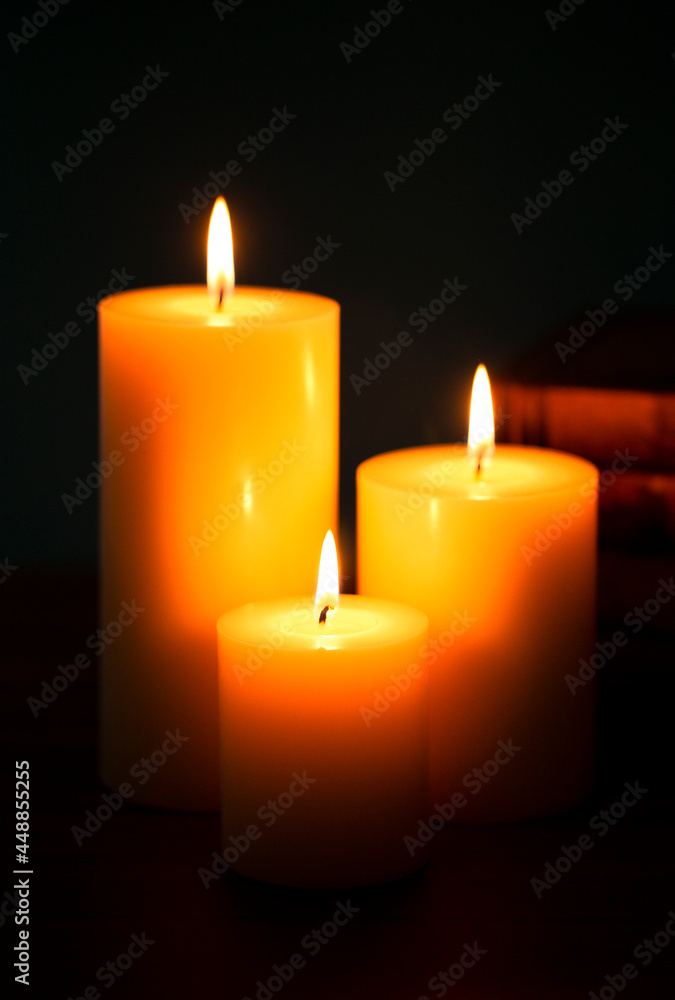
2;1;675;998
2;0;675;567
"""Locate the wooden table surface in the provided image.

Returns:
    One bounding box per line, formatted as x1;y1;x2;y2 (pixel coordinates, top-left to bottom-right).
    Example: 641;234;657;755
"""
2;570;674;1000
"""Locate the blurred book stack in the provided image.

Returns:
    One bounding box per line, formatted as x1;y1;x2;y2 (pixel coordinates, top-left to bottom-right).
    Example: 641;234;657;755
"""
493;310;675;631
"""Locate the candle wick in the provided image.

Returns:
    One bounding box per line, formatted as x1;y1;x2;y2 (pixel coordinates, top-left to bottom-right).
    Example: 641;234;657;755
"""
217;284;224;310
475;448;483;478
318;604;334;625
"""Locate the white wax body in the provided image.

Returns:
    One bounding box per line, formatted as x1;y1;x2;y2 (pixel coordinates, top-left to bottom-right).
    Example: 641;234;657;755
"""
358;444;598;822
217;595;429;887
98;286;339;810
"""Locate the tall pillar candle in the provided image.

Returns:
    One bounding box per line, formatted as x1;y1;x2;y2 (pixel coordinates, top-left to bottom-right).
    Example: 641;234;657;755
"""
98;204;339;810
357;367;598;822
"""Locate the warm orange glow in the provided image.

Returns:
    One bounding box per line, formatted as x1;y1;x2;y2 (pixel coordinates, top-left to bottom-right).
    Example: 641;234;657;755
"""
207;196;235;308
468;364;495;471
314;530;339;623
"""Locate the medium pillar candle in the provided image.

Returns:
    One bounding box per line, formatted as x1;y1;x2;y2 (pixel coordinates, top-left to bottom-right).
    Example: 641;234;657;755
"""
357;371;598;822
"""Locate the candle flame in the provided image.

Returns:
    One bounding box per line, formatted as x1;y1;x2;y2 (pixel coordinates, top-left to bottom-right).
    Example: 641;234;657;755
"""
467;364;495;473
207;196;235;309
314;530;339;625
